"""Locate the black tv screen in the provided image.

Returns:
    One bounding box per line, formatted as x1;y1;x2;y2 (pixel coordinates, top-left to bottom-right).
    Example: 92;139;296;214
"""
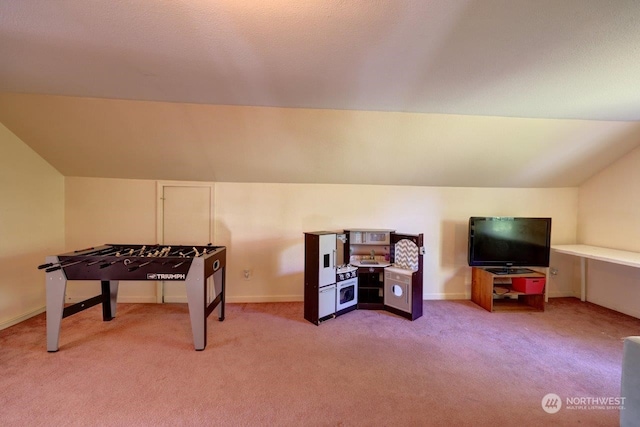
467;217;551;270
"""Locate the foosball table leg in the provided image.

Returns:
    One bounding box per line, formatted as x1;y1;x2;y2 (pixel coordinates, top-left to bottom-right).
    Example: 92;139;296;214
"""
45;257;66;352
214;267;225;321
185;258;206;351
100;280;119;320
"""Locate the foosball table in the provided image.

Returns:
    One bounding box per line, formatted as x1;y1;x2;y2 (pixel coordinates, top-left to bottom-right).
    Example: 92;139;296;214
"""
39;244;226;351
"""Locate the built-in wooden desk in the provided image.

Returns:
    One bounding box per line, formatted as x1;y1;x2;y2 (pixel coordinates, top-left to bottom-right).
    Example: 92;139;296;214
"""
552;245;640;301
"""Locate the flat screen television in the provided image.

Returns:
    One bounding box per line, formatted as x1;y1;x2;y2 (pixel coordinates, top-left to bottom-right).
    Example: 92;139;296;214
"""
467;217;552;274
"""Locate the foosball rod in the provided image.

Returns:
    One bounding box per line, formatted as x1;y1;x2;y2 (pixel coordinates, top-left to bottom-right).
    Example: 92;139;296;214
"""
37;246;122;271
44;259;85;272
97;246;166;270
39;245;179;271
97;244;209;270
128;247;207;272
85;247;136;265
96;247;145;269
165;244;212;257
126;248;174;271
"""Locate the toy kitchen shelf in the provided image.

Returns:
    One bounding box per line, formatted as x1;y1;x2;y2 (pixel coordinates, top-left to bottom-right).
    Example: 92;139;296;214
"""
471;267;547;312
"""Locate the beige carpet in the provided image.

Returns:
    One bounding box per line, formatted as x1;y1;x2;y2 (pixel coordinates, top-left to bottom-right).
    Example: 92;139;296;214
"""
1;298;638;426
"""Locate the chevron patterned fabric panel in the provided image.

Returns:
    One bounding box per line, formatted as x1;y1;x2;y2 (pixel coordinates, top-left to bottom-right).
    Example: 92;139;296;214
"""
395;239;419;271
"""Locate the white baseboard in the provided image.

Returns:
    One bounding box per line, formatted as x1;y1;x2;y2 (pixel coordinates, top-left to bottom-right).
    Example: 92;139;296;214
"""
584;299;640;320
67;295;306;304
115;296;159;303
423;293;468;300
62;292;590;307
66;295;158;304
547;290;579;299
163;295;305;304
0;306;46;331
161;296;188;303
226;295;304;303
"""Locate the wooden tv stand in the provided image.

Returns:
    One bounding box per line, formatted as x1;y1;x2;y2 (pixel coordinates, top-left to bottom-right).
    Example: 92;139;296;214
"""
471;267;546;312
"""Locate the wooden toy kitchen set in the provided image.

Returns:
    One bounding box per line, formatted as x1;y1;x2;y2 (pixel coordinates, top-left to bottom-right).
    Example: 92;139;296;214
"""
304;229;424;325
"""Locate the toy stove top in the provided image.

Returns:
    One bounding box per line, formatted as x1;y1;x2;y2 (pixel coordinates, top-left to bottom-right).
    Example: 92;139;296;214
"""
336;265;358;282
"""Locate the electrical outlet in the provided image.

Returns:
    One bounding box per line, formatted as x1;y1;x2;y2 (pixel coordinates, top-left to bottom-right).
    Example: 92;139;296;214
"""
243;269;252;280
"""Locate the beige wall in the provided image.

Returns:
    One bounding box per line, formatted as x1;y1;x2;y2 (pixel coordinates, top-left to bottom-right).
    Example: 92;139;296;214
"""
578;145;640;251
64;177;158;301
64;178;578;303
570;145;640;318
0;124;64;328
4;121;637;325
217;183;578;301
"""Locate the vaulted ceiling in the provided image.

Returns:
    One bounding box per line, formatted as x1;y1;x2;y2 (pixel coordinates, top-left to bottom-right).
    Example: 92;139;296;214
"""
1;1;640;187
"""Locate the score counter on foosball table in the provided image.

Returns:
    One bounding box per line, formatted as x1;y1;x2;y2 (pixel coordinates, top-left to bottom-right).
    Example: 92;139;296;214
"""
39;244;226;352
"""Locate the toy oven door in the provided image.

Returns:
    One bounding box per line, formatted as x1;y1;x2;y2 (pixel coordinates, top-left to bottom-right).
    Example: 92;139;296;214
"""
336;277;357;311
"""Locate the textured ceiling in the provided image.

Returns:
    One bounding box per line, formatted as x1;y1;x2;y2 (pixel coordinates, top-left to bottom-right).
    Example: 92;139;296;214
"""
1;1;640;187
